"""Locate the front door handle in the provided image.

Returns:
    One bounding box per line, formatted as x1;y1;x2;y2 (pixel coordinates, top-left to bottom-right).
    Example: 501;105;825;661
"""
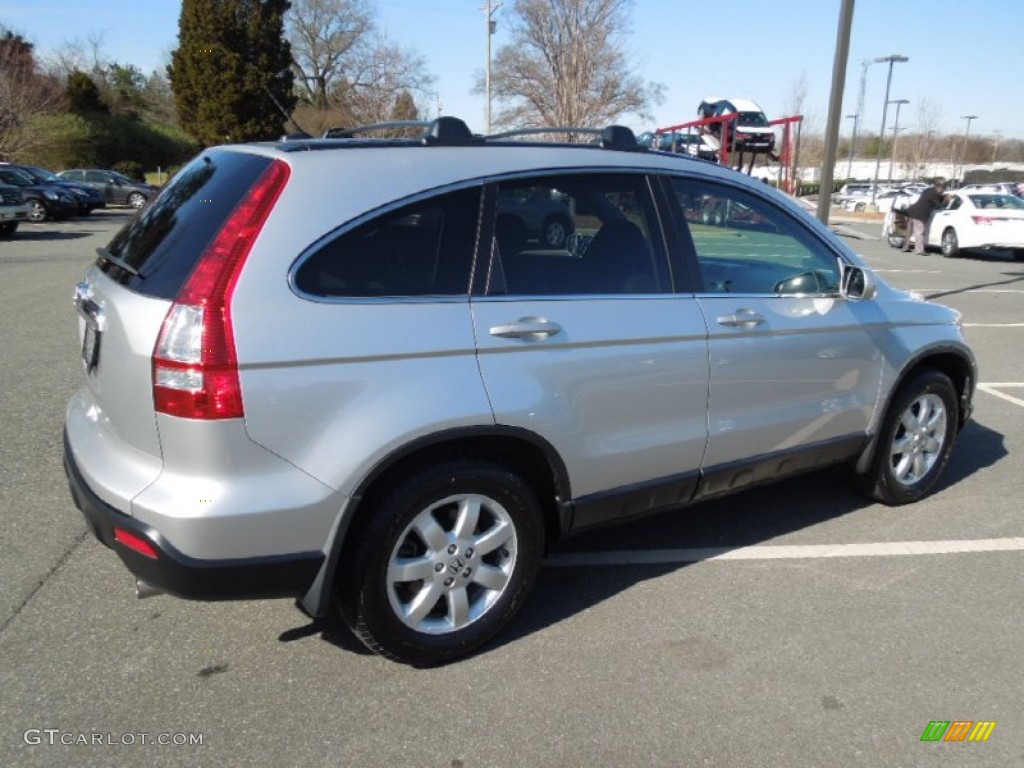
717;309;765;329
490;317;562;340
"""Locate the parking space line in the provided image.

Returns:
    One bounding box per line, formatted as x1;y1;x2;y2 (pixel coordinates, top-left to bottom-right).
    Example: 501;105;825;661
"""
963;323;1024;327
978;384;1024;408
548;538;1024;567
875;269;942;274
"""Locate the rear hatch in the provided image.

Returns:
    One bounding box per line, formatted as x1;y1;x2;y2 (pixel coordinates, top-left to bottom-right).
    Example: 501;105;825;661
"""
68;150;278;507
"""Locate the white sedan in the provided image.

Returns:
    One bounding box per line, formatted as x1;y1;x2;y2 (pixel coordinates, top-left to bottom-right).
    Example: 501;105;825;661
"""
926;191;1024;260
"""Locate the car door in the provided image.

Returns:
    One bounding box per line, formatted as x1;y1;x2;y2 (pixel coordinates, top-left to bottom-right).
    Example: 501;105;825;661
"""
663;176;883;496
926;194;961;250
471;172;710;530
85;170;118;203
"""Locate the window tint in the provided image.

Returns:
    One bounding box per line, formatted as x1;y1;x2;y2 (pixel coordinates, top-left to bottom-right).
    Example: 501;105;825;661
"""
62;170;84;182
488;174;667;296
294;187;481;298
103;151;272;299
86;171;110;183
670;179;840;295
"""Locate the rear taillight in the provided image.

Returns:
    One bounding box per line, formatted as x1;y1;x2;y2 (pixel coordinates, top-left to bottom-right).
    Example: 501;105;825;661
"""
153;159;290;419
971;215;994;225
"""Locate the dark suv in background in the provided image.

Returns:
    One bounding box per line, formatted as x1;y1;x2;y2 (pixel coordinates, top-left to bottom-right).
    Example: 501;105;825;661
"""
58;169;157;208
5;164;105;215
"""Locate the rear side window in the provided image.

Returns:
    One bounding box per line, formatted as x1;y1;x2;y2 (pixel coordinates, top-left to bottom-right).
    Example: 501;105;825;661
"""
293;187;481;298
102;151;273;299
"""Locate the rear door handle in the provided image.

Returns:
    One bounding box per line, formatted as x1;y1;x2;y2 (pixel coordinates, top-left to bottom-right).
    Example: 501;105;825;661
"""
489;318;562;340
717;309;765;329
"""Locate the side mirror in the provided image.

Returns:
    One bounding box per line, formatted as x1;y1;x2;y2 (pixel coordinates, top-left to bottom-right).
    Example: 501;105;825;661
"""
840;261;877;300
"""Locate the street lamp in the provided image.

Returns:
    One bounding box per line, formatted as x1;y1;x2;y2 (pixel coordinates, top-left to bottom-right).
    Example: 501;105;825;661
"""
845;114;857;179
958;114;978;182
870;54;909;204
887;98;909;183
484;1;502;134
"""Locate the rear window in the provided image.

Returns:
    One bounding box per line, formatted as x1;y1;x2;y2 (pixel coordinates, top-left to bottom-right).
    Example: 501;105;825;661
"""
101;151;273;299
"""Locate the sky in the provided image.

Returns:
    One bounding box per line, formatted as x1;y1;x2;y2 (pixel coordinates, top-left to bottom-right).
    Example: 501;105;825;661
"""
3;0;1022;143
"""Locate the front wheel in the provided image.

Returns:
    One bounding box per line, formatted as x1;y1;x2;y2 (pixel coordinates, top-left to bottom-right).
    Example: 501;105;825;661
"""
941;228;960;258
857;371;958;505
0;221;16;237
127;192;147;209
28;200;47;222
338;460;544;665
1013;249;1024;262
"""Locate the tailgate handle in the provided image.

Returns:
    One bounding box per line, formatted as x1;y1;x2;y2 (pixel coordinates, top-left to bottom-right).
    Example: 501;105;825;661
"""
717;309;765;329
489;318;562;340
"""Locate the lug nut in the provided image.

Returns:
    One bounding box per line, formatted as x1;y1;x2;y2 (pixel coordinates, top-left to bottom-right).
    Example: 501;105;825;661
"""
434;562;445;572
447;544;457;555
500;549;510;558
443;576;455;587
465;548;474;558
462;568;472;578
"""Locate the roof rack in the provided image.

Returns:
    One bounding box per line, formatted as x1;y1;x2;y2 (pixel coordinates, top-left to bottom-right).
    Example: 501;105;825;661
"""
485;125;644;152
321;117;483;145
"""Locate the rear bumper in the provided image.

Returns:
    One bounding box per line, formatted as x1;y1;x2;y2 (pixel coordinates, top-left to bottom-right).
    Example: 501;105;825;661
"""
63;430;324;601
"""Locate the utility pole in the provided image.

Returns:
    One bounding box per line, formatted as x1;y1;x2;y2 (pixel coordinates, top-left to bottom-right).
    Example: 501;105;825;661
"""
816;0;855;225
850;59;869;170
887;99;908;183
870;54;908;205
958;114;978;181
483;1;501;133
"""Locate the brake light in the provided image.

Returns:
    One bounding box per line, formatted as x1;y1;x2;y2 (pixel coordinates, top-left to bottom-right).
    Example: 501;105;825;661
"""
971;215;993;225
153;159;290;419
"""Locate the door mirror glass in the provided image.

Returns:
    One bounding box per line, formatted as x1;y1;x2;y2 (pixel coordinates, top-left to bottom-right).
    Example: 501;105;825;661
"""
840;261;877;300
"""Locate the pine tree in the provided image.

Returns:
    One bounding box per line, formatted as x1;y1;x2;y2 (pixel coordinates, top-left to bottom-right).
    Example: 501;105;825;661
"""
169;0;296;146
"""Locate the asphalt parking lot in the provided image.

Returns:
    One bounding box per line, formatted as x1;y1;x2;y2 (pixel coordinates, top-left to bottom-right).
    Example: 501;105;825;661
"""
1;209;1021;767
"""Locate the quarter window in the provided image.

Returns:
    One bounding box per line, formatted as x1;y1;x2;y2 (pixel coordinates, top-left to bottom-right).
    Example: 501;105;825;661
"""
294;187;481;298
488;174;668;296
670;179;841;295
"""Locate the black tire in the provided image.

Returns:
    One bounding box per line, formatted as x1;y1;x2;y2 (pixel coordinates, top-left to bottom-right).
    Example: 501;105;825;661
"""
1013;249;1024;262
857;371;959;505
540;215;570;248
27;200;47;222
0;221;16;237
941;228;960;258
127;191;147;209
337;459;544;665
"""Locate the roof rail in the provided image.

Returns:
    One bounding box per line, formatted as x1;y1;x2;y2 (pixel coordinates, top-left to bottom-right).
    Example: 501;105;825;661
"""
320;117;482;146
484;125;644;152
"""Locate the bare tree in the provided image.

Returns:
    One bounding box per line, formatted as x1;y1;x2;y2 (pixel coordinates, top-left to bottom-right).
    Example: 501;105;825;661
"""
287;0;434;127
909;98;943;170
0;28;63;160
288;0;373;109
485;0;662;131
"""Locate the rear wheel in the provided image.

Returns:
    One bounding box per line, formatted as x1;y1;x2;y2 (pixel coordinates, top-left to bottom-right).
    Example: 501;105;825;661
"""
1013;249;1024;262
338;459;544;665
857;371;958;505
540;215;570;248
941;228;960;258
0;221;16;237
127;192;147;209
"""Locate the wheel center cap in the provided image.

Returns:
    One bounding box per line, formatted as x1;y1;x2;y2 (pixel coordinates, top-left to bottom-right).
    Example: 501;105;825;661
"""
447;556;466;574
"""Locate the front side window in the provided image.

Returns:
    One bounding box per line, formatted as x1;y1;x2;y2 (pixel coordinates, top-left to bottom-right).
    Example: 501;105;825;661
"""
670;179;841;296
488;173;668;296
61;170;84;182
294;187;481;298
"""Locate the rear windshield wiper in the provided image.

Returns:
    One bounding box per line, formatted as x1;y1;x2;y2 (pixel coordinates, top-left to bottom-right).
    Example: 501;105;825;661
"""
96;247;141;277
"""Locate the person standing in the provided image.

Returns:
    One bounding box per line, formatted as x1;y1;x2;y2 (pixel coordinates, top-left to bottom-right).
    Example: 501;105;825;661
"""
902;180;946;253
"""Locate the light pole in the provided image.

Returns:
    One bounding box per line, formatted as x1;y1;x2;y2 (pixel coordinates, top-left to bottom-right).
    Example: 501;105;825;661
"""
870;54;908;205
845;114;857;179
957;114;978;182
484;1;501;134
887;98;909;183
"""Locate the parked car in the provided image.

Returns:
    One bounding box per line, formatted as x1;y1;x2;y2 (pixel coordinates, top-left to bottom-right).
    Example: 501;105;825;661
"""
0;166;78;221
697;97;776;153
496;186;574;247
638;131;719;161
5;163;105;214
926;190;1024;260
64;117;976;666
58;168;157;208
0;183;31;237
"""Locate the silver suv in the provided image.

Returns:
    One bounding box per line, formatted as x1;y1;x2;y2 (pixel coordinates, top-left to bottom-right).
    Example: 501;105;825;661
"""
64;118;976;665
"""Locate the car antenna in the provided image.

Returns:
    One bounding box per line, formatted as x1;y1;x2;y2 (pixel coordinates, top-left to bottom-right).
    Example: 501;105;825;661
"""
264;69;311;140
